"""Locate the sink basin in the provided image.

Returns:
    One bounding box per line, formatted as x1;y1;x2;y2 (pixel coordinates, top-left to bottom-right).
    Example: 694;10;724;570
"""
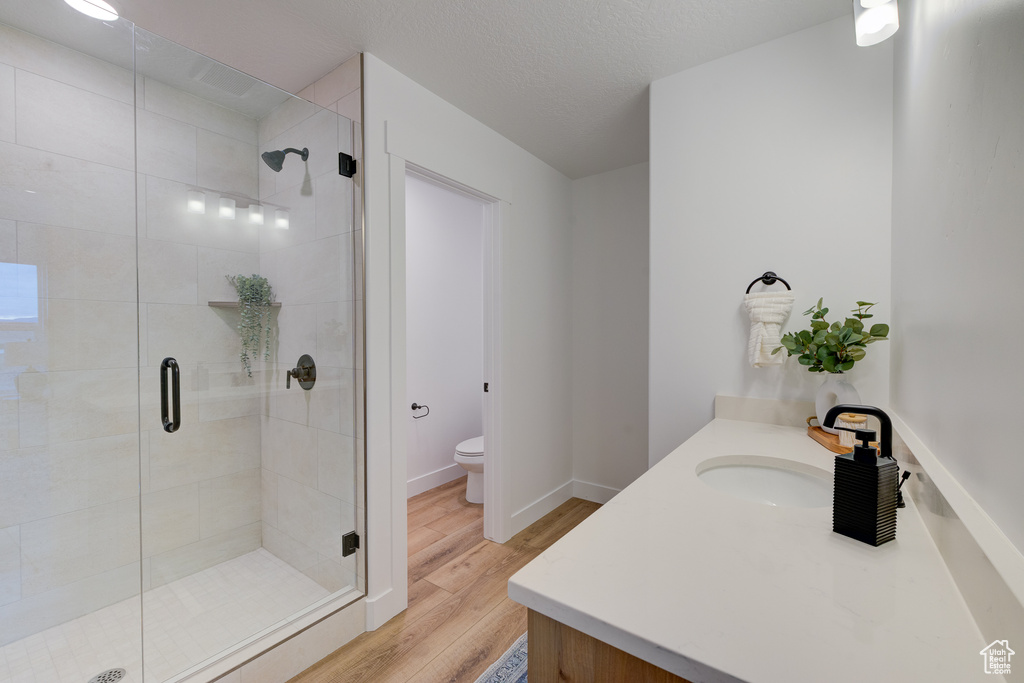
696;455;832;508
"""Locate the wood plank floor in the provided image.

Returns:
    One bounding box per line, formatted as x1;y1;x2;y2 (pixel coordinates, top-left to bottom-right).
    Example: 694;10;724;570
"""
288;477;601;683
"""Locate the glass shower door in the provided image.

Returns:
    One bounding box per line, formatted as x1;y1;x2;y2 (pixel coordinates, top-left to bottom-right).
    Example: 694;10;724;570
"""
0;4;144;682
134;28;364;683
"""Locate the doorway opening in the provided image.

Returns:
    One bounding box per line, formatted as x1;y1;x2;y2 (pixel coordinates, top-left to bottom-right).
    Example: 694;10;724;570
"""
401;164;503;541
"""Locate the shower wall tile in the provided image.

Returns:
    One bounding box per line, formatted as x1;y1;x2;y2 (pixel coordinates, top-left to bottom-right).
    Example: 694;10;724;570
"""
139;239;198;305
2;299;138;372
143;175;260;253
17;368;138;448
198;247;261;303
0;141;135;235
146;304;243;367
196;362;263;422
19;497;139;597
142;484;200;558
263;235;350;305
197;129;259;199
314;174;354;239
258;182;317;251
317;430;356;505
0;24;134;106
317;301;355;370
0;219;15;260
261;417;317;488
16;223;136;302
276;477;350;559
311;58;360;110
148;414;260;491
258;96;316;146
199;468;261;539
15;70;134;171
0;526;19;607
0;374;18;452
137;109;198;185
262;523;317;574
274;303;317;367
0;433;138;529
312;553;356;594
269;365;351;435
336;89;361;125
148;522;260;588
143;78;257;145
262;470;279;528
0;64;14;143
0;561;140;648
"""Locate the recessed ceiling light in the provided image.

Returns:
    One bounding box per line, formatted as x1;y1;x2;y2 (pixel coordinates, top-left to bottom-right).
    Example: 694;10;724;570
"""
64;0;119;21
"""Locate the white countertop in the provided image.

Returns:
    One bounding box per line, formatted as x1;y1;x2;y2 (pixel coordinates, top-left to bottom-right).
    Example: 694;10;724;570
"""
508;419;993;683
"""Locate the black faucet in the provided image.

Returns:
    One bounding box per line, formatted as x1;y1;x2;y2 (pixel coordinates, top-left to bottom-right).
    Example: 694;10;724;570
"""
823;404;909;508
823;404;892;461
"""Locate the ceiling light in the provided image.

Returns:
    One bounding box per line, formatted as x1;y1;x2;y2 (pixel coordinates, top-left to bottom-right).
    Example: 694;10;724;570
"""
249;205;265;225
275;209;290;230
854;0;899;47
64;0;119;21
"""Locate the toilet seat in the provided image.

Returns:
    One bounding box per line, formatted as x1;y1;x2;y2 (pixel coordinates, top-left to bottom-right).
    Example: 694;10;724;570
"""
455;436;484;457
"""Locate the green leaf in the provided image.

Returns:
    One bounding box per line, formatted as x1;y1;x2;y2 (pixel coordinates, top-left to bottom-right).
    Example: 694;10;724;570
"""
816;346;830;361
848;347;866;361
803;306;816;316
798;355;814;366
830;322;841;332
771;345;784;355
822;356;837;373
869;323;889;337
811;320;828;332
819;307;829;317
798;330;813;344
856;301;875;307
847;332;863;343
839;328;852;343
860;313;873;319
839;360;855;372
844;318;864;334
817;297;823;310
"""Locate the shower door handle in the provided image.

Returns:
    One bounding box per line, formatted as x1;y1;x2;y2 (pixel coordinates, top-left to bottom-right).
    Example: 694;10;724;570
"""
160;357;181;433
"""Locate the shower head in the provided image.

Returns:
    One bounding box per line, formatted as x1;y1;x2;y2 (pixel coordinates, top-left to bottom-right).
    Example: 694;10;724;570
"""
261;147;309;172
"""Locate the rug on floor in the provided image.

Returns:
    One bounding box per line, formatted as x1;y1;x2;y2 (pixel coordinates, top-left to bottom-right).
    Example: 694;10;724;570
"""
475;632;528;683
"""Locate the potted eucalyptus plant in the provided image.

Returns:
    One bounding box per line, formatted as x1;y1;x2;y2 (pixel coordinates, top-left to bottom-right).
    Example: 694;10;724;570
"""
773;299;889;433
228;274;274;377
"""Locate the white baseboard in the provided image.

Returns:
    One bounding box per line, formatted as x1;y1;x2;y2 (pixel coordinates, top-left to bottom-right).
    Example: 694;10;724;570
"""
364;586;406;631
407;464;466;498
572;479;621;504
511;481;574;536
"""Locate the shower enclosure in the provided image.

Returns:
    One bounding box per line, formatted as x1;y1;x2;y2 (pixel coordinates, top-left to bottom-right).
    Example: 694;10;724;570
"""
0;2;365;681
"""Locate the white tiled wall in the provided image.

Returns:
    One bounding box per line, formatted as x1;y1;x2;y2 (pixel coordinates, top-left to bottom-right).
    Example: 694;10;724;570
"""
0;18;365;676
256;54;363;595
0;21;265;645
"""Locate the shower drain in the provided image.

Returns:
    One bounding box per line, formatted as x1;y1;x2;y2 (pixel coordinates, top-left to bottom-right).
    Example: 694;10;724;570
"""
87;669;126;683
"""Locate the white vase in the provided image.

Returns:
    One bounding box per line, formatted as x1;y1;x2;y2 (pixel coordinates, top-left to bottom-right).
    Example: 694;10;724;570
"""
816;373;861;434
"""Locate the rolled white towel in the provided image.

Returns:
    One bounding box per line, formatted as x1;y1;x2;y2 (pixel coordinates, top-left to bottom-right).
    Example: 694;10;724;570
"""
743;291;795;367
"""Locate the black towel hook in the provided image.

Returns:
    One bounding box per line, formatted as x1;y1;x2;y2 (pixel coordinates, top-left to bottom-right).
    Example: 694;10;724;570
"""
411;403;430;419
745;271;791;294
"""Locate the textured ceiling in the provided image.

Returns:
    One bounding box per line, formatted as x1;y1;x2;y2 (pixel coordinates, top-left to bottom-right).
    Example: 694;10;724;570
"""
118;0;848;179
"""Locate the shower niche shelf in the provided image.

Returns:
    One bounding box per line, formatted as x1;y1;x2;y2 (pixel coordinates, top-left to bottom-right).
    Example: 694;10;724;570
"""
208;301;282;308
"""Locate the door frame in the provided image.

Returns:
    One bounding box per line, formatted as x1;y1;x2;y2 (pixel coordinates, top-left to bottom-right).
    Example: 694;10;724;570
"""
390;157;509;542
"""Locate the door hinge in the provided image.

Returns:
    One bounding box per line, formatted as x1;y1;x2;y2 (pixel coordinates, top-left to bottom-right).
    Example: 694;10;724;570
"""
342;531;360;557
483;382;489;393
338;152;357;178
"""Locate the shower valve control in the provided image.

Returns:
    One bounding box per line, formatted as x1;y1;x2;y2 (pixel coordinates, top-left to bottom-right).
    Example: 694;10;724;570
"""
286;354;316;390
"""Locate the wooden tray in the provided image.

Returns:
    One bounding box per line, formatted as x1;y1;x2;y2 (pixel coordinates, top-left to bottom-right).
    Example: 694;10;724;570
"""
807;425;853;454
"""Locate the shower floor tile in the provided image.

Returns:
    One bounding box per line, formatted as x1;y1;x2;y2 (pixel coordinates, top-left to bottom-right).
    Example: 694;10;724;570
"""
0;549;331;683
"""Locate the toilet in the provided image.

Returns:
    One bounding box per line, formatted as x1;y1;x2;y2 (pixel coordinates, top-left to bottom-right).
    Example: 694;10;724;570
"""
453;436;484;504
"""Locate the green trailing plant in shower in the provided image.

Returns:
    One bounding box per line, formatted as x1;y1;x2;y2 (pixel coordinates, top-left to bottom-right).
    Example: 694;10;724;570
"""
228;274;274;377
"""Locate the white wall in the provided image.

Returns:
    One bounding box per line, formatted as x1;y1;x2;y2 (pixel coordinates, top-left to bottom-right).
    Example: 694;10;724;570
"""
405;173;485;496
649;17;894;464
891;0;1024;553
363;53;573;626
570;162;650;497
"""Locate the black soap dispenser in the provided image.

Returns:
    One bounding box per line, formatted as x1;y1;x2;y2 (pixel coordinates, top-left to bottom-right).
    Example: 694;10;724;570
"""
831;427;898;546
